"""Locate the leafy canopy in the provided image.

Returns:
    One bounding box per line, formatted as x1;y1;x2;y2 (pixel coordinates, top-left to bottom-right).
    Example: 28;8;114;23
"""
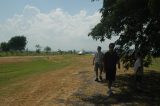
8;36;27;51
44;46;51;53
0;42;9;52
89;0;160;67
0;36;27;51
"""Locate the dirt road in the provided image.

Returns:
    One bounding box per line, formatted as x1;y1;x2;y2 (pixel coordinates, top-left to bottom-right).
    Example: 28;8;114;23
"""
1;56;159;106
0;55;108;106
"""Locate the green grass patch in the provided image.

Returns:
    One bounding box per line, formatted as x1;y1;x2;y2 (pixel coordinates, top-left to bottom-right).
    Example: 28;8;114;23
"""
149;57;160;72
0;56;72;86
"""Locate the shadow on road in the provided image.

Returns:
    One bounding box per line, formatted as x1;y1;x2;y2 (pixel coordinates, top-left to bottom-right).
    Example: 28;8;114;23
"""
81;70;160;106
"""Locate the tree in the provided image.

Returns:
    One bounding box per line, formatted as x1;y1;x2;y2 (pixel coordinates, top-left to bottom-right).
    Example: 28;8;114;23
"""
8;36;27;51
89;0;160;67
58;49;63;55
35;44;41;53
44;46;51;53
0;42;9;52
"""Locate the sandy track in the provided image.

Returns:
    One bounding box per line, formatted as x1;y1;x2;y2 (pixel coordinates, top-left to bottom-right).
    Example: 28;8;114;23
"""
0;56;97;106
0;56;134;106
0;64;87;106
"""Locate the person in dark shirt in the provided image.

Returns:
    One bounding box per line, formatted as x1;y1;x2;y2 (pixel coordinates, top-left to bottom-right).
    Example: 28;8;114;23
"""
103;43;120;96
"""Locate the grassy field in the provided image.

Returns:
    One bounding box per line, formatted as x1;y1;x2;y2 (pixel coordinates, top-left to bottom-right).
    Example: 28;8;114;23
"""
0;55;160;87
0;55;76;86
0;55;160;106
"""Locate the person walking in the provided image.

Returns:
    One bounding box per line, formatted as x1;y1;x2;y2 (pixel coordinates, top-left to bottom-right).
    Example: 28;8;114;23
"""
93;46;104;82
103;43;120;96
134;52;143;89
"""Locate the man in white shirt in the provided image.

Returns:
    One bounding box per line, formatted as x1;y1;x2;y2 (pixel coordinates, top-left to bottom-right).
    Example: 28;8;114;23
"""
93;46;104;82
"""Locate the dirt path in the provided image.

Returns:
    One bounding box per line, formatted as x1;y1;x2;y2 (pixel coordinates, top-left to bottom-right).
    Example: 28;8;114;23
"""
0;65;82;106
1;56;160;106
0;56;99;106
0;62;127;106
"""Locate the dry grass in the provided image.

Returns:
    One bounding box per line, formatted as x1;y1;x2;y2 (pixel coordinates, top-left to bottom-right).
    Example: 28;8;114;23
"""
0;55;160;106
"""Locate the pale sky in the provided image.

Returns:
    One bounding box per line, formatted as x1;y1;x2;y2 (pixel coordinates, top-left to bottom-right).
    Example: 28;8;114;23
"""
0;0;118;51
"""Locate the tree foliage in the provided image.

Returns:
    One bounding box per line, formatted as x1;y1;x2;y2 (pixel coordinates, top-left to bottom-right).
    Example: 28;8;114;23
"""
44;46;51;53
89;0;160;67
35;44;41;53
0;42;9;52
8;36;27;51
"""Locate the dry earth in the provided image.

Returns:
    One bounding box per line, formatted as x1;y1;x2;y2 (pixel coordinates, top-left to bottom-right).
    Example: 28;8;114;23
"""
0;56;153;106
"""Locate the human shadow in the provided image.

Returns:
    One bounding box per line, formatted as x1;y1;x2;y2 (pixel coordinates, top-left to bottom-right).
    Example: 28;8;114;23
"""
81;70;160;106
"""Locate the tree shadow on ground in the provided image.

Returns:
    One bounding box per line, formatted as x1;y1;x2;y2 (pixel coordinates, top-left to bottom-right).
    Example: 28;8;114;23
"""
81;70;160;106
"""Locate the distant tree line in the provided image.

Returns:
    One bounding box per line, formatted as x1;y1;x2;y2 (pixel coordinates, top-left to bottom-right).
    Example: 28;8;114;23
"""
35;44;52;54
0;35;79;56
0;36;53;54
0;36;27;52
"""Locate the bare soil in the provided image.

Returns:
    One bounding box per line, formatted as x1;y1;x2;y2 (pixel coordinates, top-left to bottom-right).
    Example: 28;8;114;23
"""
0;56;160;106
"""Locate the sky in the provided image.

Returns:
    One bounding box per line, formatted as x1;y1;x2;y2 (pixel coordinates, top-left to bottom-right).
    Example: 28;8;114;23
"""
0;0;118;51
